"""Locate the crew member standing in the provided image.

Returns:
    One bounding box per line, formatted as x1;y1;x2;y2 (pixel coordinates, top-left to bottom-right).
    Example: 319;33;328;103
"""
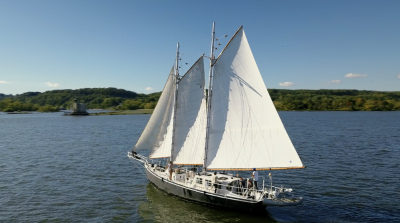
166;161;173;180
212;172;218;193
252;168;258;190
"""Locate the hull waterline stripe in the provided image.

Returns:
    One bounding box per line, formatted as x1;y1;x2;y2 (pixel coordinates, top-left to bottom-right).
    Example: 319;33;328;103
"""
173;163;203;166
207;166;306;171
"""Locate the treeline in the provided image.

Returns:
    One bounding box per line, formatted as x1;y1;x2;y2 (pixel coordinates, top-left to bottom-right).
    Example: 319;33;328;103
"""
0;88;160;112
0;93;12;100
1;88;399;112
269;89;400;111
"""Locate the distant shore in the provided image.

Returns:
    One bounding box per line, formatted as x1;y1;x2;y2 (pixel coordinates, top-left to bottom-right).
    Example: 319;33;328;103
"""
90;109;154;115
2;88;400;112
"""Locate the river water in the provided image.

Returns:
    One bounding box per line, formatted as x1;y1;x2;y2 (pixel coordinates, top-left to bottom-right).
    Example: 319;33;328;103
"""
0;111;399;222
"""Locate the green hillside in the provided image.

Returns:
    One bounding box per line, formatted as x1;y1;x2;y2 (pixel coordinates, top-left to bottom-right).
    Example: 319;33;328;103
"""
269;89;400;111
0;88;160;112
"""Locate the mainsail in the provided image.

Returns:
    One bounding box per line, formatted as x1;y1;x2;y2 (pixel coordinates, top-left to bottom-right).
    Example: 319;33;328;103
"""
173;56;206;165
206;27;304;170
134;67;175;159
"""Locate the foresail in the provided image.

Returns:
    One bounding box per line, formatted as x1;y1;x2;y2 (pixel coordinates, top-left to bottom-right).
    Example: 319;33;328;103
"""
206;27;303;170
134;66;175;159
150;104;174;158
173;56;206;165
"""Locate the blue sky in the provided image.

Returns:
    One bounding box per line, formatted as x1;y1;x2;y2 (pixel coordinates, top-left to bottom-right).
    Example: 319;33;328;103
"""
0;0;399;95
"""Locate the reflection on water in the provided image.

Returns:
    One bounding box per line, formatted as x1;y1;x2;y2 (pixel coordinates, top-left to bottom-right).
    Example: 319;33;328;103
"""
138;183;274;223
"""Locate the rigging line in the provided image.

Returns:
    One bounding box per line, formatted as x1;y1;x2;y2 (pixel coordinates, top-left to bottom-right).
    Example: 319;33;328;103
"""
160;87;175;156
210;75;230;168
220;73;247;169
233;54;273;167
236;32;283;167
177;55;204;84
213;39;274;168
211;73;229;166
236;71;253;168
130;159;147;176
230;76;255;169
155;100;173;157
184;98;206;164
239;87;275;167
240;83;253;169
136;71;173;153
177;94;205;104
213;69;249;169
212;66;250;168
212;32;265;170
213;26;243;65
235;76;272;168
180;101;206;164
174;90;204;158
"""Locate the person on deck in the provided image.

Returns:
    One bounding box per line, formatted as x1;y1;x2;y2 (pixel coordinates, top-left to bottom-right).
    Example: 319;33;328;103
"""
189;168;195;178
238;177;246;195
252;168;258;190
212;172;218;193
247;178;252;189
166;161;173;180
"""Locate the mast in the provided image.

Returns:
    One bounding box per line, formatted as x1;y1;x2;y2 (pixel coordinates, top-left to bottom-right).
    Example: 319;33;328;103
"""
203;22;216;170
171;43;180;162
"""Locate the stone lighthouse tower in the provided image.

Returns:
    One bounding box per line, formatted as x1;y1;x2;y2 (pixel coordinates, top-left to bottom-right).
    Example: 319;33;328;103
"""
70;98;89;115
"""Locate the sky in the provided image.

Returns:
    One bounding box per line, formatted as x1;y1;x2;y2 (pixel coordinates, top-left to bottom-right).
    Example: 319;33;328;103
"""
0;0;399;95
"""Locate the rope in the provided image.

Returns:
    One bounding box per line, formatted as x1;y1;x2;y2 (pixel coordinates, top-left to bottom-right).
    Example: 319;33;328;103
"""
129;158;147;176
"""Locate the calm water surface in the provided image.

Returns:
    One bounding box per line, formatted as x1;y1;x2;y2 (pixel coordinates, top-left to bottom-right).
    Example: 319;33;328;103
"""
0;111;399;222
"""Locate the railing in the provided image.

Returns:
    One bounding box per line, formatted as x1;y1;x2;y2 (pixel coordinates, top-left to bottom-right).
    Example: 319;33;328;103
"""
182;175;270;201
132;158;298;201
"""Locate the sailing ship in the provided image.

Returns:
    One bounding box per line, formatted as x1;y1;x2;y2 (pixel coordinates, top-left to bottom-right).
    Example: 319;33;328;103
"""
128;23;305;211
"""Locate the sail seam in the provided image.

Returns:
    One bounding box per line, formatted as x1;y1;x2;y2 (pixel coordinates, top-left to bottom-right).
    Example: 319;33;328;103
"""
233;47;273;168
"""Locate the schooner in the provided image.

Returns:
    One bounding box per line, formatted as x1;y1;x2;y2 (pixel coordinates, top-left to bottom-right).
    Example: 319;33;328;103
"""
128;23;305;211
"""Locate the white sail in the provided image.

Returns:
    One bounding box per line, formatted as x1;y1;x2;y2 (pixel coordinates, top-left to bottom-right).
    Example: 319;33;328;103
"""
173;56;206;165
134;66;175;159
206;27;304;170
150;104;174;158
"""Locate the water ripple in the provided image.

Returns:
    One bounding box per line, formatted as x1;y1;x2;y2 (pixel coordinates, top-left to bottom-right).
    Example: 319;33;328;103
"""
1;112;399;222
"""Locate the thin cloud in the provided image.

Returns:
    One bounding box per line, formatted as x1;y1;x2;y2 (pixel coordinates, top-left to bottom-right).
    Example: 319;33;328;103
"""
0;80;10;84
331;80;342;84
45;82;60;87
397;74;400;79
345;73;367;78
145;87;154;91
279;82;294;87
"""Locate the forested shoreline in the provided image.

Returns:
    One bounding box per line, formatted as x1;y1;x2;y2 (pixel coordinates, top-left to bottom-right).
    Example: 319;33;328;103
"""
270;89;400;111
1;88;399;112
0;88;160;112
